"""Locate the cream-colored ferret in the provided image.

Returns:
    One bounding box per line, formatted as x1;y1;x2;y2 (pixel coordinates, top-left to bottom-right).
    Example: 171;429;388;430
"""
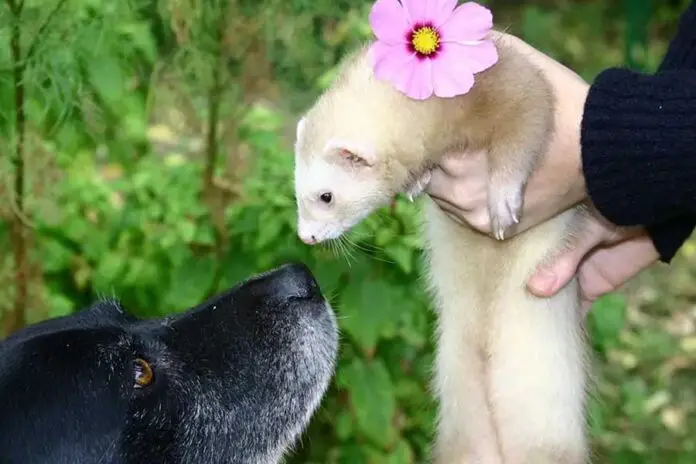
293;35;590;464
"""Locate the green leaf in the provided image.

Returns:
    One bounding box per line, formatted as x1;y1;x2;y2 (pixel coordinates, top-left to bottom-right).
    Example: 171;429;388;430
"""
339;277;403;352
87;56;125;107
588;396;606;437
310;257;345;296
254;209;285;250
92;251;126;294
118;22;158;62
335;410;354;441
338;358;397;449
589;293;627;351
45;292;76;320
219;250;259;291
40;236;75;273
164;252;217;311
387;439;415;463
384;243;413;274
337;445;368;464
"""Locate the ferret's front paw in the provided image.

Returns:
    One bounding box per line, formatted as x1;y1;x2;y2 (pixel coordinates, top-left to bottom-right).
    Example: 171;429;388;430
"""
404;169;433;202
488;185;523;240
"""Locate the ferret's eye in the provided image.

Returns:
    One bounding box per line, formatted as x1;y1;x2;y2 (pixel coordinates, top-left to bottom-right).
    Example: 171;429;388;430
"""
320;192;333;204
134;358;154;388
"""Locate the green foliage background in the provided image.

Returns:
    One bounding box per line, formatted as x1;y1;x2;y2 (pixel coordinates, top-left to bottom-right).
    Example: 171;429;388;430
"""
1;0;696;462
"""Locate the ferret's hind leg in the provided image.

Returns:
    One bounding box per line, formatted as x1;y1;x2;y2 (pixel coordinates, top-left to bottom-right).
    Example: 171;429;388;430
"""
423;201;503;464
487;222;589;464
432;309;502;464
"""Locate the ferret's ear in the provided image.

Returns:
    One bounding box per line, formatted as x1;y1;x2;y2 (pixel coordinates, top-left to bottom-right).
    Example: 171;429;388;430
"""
296;116;306;141
294;116;306;153
324;139;375;167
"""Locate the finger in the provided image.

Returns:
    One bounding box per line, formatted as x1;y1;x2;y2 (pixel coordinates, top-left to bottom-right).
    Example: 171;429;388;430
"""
429;195;495;233
427;168;482;212
425;168;458;199
580;299;593;316
429;198;468;226
437;150;487;176
526;232;602;298
526;251;581;298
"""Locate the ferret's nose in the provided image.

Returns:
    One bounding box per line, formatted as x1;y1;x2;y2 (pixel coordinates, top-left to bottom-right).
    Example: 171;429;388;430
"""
300;234;317;245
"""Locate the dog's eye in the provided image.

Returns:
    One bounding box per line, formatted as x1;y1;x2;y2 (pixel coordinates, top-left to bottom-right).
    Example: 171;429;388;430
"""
319;192;333;204
134;358;154;388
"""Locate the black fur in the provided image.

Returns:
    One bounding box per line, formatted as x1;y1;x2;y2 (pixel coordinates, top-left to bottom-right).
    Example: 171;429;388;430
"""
0;262;338;464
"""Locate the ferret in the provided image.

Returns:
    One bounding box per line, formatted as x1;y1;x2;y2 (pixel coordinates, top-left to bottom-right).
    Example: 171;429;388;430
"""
293;34;590;464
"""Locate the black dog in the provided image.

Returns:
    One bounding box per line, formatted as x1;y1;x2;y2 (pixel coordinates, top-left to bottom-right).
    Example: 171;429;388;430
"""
0;263;338;463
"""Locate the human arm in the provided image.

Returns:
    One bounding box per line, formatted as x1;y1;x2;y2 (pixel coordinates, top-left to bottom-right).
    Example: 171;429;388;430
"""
427;2;696;303
427;37;696;250
529;1;696;301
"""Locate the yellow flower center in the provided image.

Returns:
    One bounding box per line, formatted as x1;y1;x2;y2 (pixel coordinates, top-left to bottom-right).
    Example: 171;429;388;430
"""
411;26;440;56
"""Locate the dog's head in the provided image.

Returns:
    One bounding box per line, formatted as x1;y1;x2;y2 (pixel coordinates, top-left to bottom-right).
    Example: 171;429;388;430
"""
0;262;338;464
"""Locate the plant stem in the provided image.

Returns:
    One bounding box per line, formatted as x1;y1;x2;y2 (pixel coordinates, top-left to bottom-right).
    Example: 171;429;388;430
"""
2;0;28;336
204;57;223;191
202;3;232;298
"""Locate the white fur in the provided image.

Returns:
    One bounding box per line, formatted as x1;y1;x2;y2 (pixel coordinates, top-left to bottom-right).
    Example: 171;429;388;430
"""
422;201;588;464
294;156;384;243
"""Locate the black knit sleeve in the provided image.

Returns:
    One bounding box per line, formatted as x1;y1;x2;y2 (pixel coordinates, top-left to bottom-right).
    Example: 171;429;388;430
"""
580;69;696;228
580;1;696;263
645;1;696;263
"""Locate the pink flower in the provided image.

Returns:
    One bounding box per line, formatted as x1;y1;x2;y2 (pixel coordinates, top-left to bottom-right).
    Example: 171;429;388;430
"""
368;0;499;100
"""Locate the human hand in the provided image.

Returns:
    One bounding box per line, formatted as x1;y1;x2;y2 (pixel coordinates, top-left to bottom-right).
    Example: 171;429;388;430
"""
426;32;590;237
526;206;659;313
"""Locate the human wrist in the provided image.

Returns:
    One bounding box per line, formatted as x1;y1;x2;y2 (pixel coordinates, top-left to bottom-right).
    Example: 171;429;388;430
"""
529;73;589;218
562;81;590;209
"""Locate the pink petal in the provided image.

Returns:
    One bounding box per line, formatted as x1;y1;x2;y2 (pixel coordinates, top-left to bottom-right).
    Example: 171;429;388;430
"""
370;41;416;87
438;2;493;42
400;0;425;24
429;0;459;25
405;59;434;100
453;40;499;74
369;42;433;100
369;0;410;44
402;0;458;25
431;46;476;98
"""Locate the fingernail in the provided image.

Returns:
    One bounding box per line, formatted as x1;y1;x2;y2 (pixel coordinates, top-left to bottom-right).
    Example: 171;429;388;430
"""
529;267;557;295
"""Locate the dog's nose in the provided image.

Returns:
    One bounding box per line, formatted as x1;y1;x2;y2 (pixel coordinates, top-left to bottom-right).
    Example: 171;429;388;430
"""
271;262;320;300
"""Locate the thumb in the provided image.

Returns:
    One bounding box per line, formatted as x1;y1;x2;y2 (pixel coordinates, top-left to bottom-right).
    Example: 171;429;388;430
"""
526;233;600;298
526;251;582;298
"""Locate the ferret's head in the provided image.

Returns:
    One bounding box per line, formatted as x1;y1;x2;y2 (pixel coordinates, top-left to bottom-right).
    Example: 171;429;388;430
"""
292;45;436;245
293;116;397;245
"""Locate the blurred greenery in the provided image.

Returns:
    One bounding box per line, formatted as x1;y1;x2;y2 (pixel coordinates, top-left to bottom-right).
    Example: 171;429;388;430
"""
1;0;695;462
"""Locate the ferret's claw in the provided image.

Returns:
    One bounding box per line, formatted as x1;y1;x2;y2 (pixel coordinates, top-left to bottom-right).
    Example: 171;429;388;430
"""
488;182;524;241
404;170;433;202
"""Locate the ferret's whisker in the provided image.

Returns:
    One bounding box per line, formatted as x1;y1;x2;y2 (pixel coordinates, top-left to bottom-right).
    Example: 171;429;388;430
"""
338;236;357;267
343;234;395;265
